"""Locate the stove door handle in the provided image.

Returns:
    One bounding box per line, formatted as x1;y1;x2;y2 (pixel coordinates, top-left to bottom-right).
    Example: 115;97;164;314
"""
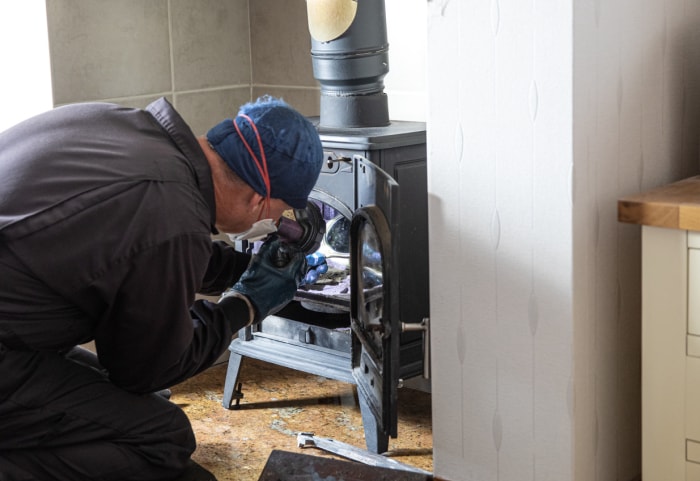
401;318;430;380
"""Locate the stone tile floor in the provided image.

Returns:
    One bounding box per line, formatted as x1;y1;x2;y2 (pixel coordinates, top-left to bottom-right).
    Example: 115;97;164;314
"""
170;358;432;481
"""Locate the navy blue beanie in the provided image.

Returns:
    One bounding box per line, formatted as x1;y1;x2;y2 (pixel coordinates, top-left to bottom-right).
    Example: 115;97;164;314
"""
206;97;323;209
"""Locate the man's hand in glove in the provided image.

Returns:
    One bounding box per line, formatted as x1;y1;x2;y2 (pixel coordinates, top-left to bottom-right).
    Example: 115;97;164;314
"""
222;236;306;325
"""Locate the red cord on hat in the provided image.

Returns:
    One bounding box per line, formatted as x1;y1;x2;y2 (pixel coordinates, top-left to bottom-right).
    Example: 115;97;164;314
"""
233;114;271;218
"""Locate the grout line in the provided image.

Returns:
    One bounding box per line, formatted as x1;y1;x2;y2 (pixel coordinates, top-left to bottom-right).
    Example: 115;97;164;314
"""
170;85;251;95
251;84;320;91
167;0;176;103
247;0;254;100
54;85;256;108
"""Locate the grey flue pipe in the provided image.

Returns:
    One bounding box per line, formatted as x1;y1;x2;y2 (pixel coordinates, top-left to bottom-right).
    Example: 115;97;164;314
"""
309;0;390;128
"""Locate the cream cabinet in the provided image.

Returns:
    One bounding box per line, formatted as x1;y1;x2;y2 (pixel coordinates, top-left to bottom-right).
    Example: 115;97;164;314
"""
641;227;700;480
619;176;700;480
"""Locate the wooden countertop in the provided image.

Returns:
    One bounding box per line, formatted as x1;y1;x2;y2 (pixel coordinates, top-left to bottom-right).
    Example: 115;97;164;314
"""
618;175;700;231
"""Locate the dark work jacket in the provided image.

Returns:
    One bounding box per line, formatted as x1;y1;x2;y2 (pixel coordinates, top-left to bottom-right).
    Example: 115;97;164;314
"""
0;98;251;393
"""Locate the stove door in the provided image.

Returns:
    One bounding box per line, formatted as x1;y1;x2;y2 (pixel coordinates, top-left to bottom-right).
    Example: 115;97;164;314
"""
350;156;400;450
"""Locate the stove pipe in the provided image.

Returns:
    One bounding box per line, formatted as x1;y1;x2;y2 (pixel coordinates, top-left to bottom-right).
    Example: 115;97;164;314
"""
307;0;390;128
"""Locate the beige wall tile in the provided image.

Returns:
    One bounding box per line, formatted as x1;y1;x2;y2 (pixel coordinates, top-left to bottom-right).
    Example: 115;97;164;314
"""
53;95;173;111
46;0;171;104
250;0;316;86
100;95;174;110
170;0;251;91
251;86;320;117
174;88;251;137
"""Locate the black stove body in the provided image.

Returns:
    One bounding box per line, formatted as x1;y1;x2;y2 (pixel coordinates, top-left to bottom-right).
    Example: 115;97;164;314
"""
221;120;429;453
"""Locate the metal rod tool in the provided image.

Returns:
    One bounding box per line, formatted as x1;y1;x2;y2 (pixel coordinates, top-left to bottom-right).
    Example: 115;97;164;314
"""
296;432;432;476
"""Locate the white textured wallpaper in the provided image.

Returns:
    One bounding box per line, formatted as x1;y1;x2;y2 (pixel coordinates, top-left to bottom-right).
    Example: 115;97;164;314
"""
427;1;700;480
573;0;700;480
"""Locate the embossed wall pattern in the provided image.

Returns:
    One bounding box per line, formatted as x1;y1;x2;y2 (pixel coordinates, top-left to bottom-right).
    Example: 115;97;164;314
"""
428;0;700;480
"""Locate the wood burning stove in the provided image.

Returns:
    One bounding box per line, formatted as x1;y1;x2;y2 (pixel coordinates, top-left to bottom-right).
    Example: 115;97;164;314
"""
222;121;429;454
221;0;430;454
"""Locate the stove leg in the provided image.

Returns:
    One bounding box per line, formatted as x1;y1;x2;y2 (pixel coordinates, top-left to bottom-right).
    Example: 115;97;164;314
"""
222;351;244;410
358;390;389;454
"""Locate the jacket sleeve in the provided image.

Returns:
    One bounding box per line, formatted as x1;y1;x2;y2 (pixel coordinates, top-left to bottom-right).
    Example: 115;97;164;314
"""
198;240;251;296
92;233;253;393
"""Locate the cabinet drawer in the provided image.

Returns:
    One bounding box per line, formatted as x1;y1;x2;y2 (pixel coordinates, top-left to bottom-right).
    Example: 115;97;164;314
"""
689;249;700;335
687;357;700;441
688;459;700;480
689;232;700;249
689;335;700;358
688;439;700;480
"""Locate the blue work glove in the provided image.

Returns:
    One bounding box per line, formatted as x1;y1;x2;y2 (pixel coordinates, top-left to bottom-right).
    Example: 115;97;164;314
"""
227;236;307;324
302;252;328;285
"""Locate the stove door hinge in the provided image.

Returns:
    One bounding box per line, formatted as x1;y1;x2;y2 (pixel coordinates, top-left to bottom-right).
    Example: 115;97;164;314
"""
401;317;430;380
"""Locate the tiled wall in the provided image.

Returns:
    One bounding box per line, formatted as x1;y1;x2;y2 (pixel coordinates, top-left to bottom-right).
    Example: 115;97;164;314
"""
45;0;426;133
249;0;319;115
45;0;318;136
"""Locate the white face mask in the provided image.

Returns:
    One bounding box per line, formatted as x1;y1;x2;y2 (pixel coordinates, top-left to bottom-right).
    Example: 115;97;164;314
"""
227;218;278;243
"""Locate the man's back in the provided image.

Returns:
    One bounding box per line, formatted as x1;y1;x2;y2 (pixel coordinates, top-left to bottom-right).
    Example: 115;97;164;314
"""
0;101;213;365
0;102;194;235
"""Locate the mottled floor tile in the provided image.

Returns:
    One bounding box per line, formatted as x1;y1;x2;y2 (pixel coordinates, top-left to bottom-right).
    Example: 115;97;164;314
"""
171;358;432;481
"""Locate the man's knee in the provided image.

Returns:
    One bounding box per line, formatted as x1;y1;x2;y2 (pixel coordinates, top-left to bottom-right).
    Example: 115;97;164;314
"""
141;399;196;469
